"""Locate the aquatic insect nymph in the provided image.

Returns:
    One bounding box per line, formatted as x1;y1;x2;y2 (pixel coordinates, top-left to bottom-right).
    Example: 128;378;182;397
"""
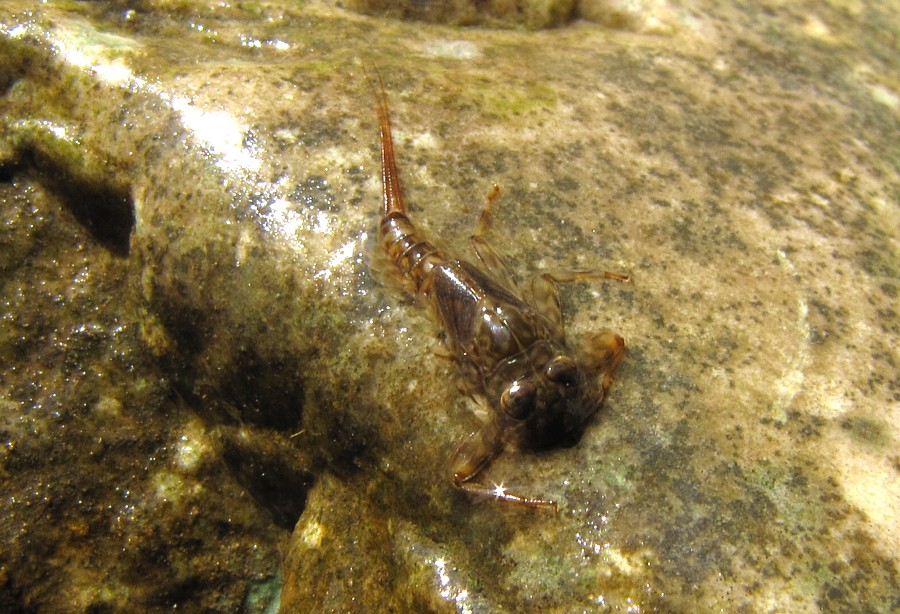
370;71;627;510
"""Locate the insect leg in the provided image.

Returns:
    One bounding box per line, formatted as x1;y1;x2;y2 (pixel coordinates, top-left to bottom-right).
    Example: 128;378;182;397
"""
451;425;558;511
474;183;501;237
529;269;631;328
456;480;558;512
451;425;501;487
469;185;518;284
538;270;632;284
582;330;626;393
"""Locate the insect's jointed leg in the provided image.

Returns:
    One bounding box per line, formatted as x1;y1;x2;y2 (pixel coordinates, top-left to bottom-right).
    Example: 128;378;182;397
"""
470;185;517;283
583;330;626;393
450;424;557;511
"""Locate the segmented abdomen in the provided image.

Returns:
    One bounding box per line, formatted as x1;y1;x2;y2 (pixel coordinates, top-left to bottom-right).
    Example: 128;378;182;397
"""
380;211;444;297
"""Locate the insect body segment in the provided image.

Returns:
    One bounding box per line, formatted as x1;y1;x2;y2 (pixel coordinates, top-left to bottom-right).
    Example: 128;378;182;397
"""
370;73;626;511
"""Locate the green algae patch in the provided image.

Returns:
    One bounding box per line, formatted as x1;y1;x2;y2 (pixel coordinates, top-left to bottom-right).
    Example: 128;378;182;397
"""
480;81;558;118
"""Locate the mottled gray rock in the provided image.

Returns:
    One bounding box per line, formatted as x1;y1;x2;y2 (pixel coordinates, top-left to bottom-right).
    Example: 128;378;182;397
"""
0;0;897;612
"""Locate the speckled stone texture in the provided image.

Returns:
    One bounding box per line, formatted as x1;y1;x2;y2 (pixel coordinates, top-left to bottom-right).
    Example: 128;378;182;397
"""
0;1;897;612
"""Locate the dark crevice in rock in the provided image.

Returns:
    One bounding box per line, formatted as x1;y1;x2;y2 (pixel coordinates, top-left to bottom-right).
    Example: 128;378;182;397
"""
224;348;305;432
28;160;135;257
156;318;313;530
2;140;134;255
216;425;315;530
0;159;19;183
0;579;28;614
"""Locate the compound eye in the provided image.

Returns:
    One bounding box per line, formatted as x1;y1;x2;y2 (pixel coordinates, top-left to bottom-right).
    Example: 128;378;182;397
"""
546;355;579;387
500;380;536;420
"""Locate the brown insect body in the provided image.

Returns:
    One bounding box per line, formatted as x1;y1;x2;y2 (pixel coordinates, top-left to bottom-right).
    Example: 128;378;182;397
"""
372;75;626;510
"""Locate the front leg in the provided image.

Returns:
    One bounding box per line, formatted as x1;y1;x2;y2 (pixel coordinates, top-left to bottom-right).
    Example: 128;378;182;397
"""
529;270;631;330
581;330;626;395
451;425;558;511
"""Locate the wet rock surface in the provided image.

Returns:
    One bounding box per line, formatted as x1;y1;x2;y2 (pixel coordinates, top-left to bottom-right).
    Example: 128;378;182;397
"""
1;0;898;612
341;0;680;31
